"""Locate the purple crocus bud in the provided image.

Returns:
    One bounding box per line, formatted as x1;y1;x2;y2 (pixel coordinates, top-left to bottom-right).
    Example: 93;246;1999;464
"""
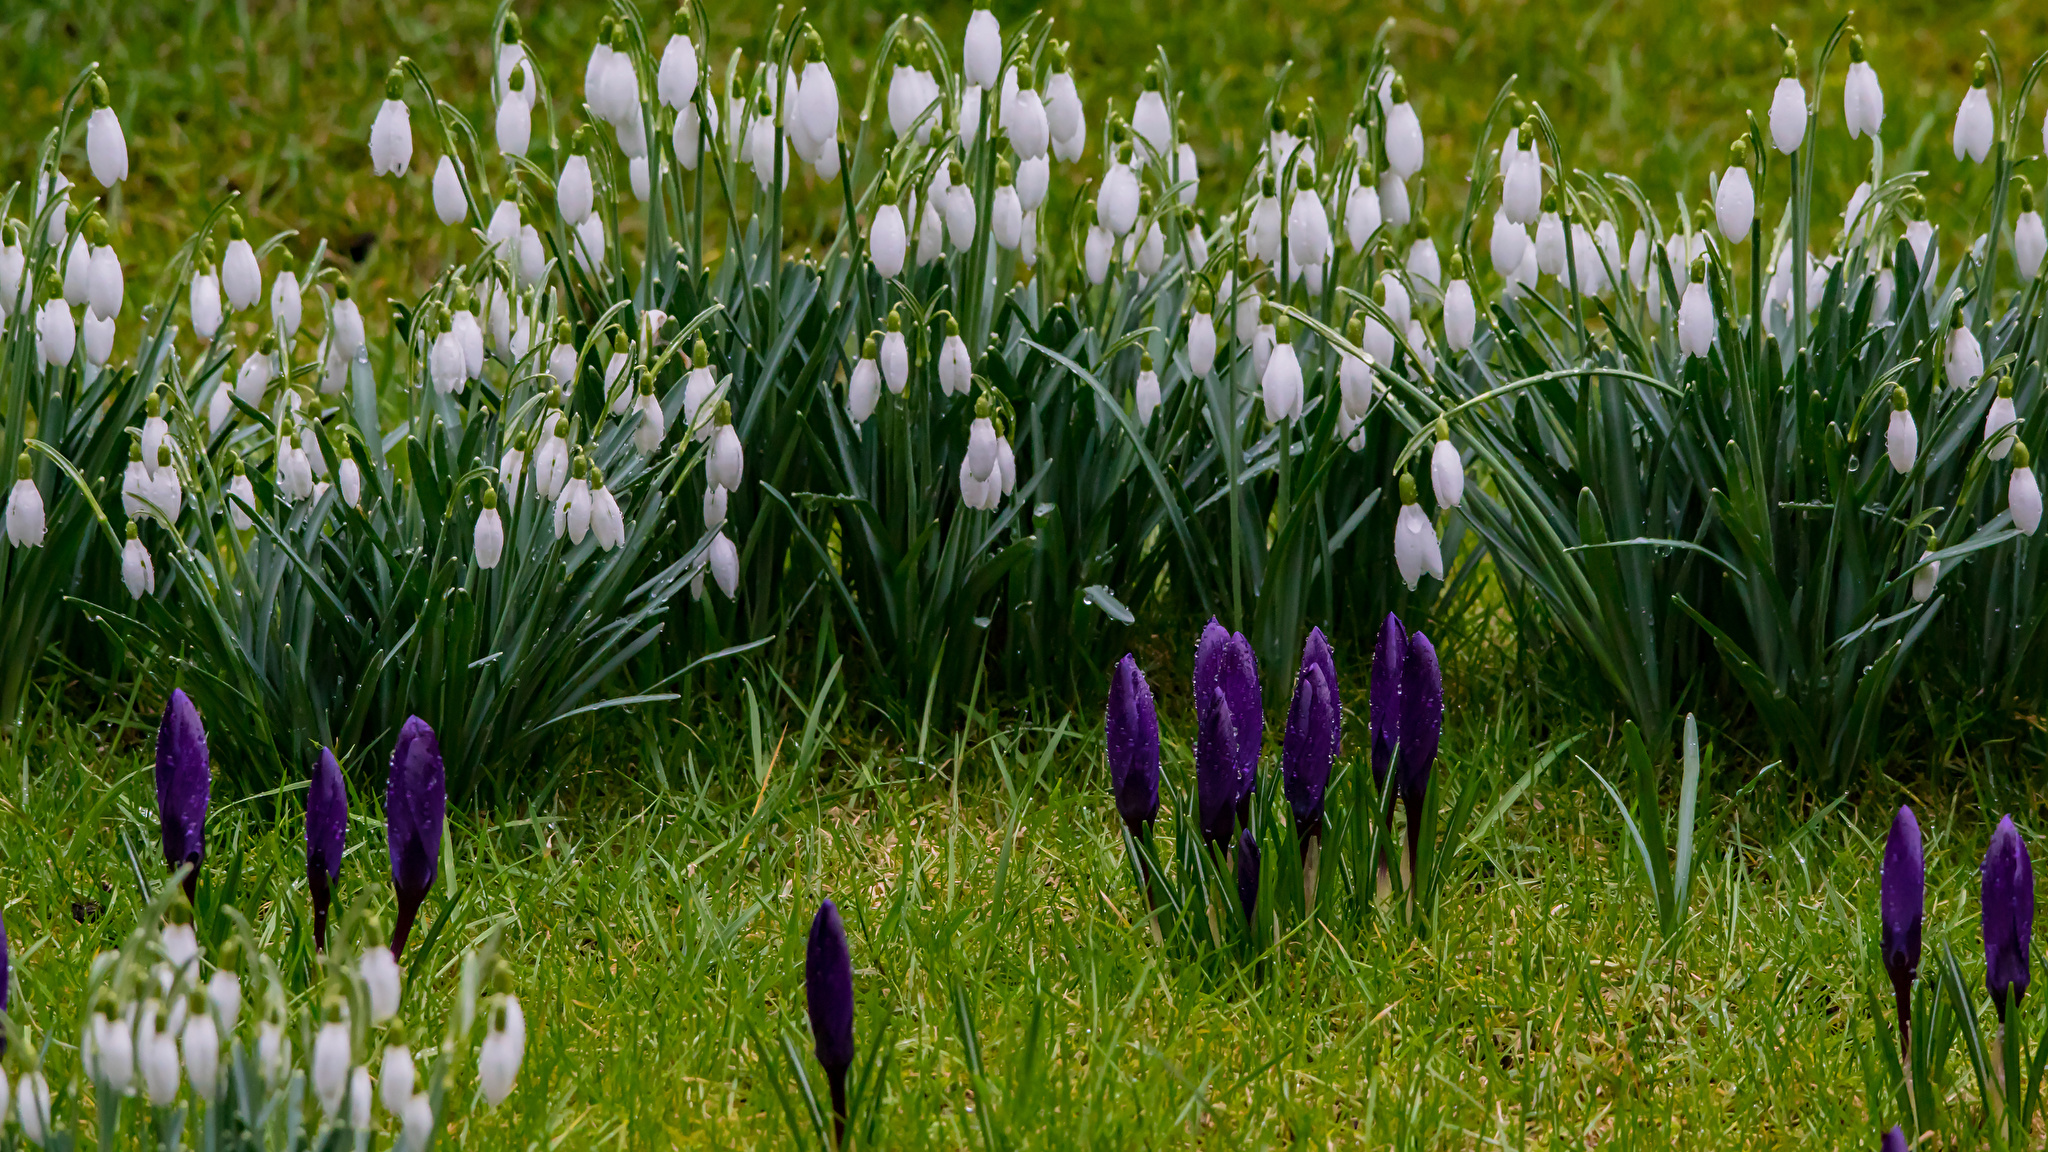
1982;814;2034;1021
1282;628;1341;842
1195;688;1240;855
1369;612;1406;792
1194;618;1262;844
307;747;348;952
386;716;447;959
1398;631;1443;876
1105;655;1161;841
1235;828;1260;928
1880;806;1923;1049
805;899;856;1141
155;688;211;904
1881;1126;1908;1152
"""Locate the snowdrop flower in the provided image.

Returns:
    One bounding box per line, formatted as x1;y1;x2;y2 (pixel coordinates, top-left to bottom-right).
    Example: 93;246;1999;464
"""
1379;170;1410;227
1533;197;1566;277
1502;121;1543;225
528;409;569;503
1406;319;1435;376
966;405;1001;484
1383;75;1424;178
1338;315;1374;418
1886;387;1918;474
471;485;505;569
1844;35;1884;139
2015;181;2045;282
1947;311;1983;388
1769;47;1806;154
1346;177;1383;252
1443;256;1476;353
1627;229;1650;291
88;1000;135;1092
1181;207;1206;268
554;457;593;543
670;101;702;171
87;76;129;185
943;164;977;248
1911;548;1939;603
963;9;1001;90
142;1004;181;1104
345;1065;375;1130
1288;186;1333;269
1489;205;1528;275
1133;352;1161;426
337;456;362;509
630;373;667;456
547;327;580;391
679;348;720;440
1361;303;1395;369
218;456;256;529
37;170;71;248
378;1027;418;1116
266;270;301;339
218;223;260;315
938;317;973;396
1084;224;1112;284
1187;293;1217;376
234;338;277;408
1245;175;1282;264
1985;377;2018;459
453;296;485;379
1393;474;1444;590
2011;442;2042;535
1006;85;1051;163
1128;218;1166;277
429;316;466;395
1430;421;1464;509
707;530;740;597
122;442;152;517
36;298;74;367
497;66;532;157
1716;139;1754;244
331;280;366;360
992;164;1024;250
496;432;528;499
559;131;595;225
0;226;29;317
1262;318;1304;423
592;25;639;128
1954;59;1994;164
147;443;183;523
1406;223;1440;292
847;335;882;426
1231;270;1262;344
1013;155;1051;215
15;1069;50;1146
1503;243;1540;298
370;69;413;176
64;231;91;306
1376;270;1412;333
879;314;910;395
1132;75;1171;163
83;310;114;366
118;520;156;597
257;1018;287;1082
870;181;907;278
313;999;350;1114
1678;262;1714;360
885;46;938;143
183;991;221;1099
431;155;466;225
709;407;745;491
1099;144;1141;237
1568;222;1609;296
278;425;314;504
207;952;242;1034
589;468;625;550
915;192;945;267
572;214;606;275
616;103;649;162
1251;306;1275;382
494;16;532;105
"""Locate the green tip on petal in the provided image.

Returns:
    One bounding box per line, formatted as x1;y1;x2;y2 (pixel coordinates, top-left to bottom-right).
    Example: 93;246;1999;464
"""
385;69;405;101
1848;34;1865;64
16;453;33;480
1973;58;1988;87
1399;472;1418;504
1436;417;1451;441
1891;386;1910;411
862;334;879;358
1998;376;2014;399
2014;441;2033;469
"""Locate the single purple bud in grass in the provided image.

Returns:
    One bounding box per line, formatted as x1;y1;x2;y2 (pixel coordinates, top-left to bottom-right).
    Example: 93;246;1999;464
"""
1195;687;1240;856
1880;806;1923;1052
1105;655;1161;841
1282;627;1341;842
1982;814;2034;1021
1369;612;1406;793
1235;828;1260;927
806;899;855;1143
155;688;211;905
1398;630;1442;880
386;716;446;960
1880;1126;1908;1152
1194;618;1262;843
307;747;348;952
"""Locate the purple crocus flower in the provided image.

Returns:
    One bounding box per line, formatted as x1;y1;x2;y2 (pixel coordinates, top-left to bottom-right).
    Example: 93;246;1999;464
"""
1282;627;1341;844
1881;1126;1908;1152
1982;814;2034;1021
386;716;447;959
1195;687;1241;855
1194;618;1262;831
1235;828;1260;928
307;747;348;952
1398;631;1443;879
806;898;856;1142
1105;655;1161;842
1880;806;1923;1052
1370;613;1406;793
154;688;211;904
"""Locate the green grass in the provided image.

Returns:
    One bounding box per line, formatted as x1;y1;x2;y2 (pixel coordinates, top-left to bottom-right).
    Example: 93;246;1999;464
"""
3;653;2036;1148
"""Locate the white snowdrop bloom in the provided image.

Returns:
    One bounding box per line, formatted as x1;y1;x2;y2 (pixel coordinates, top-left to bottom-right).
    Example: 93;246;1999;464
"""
1985;378;2019;459
379;1041;418;1117
1084;224;1112;284
207;969;241;1034
146;447;183;522
1954;63;1994;163
963;9;1001;89
301;425;328;481
1378;171;1410;228
1677;280;1714;360
1838;182;1875;244
573;214;607;275
1252;320;1274;382
967;414;1000;481
2015;184;2045;282
256;1021;287;1083
943;179;976;249
1768;53;1807;154
335;456;362;509
559;152;595;225
224;465;257;529
957;456;996;510
1489;206;1528;276
554;464;593;543
1045;59;1083;140
37;170;71;248
1844;37;1884;139
122;527;156;598
658;32;698;110
429;325;466;395
707;530;740;597
64;233;92;305
278;433;314;504
1181;213;1207;270
1444;272;1476;353
533;409;571;498
1098;152;1141;237
1716;148;1754;244
681;363;721;445
1870;266;1897;323
938;324;973;396
267;270;301;338
370;77;413;177
1503;243;1540;298
1122;84;1165;165
1383;77;1424;178
207;378;236;434
1339;321;1373;417
1233;280;1263;345
91;1008;135;1092
1911;549;1939;603
345;1065;374;1129
141;1011;181;1105
2010;444;2042;535
1007;87;1051;162
15;1071;51;1146
1533;208;1566;278
432;155;466;225
331;287;366;359
511;223;545;286
604;350;632;415
590;475;624;550
1502;137;1542;225
703;483;728;530
1431;429;1464;509
548;338;580;390
467;488;503;568
87;78;129;185
1946;318;1983;388
874;322;909;396
868;196;907;280
671;103;702;171
184;999;221;1099
1393;476;1444;590
593;31;639;128
83;310;114;365
0;233;29;317
1568;225;1609;296
1627;230;1650;292
497;435;527;499
633;384;667;457
1378;271;1412;332
224;241;261;320
1261;321;1304;423
1130;221;1166;277
1129;352;1161;426
1187;307;1217;376
957;85;983;149
797;60;840;161
1407;234;1441;292
236;342;278;407
847;339;881;425
916;195;945;266
1245;181;1282;264
454;307;485;379
1406;319;1436;376
992;184;1024;251
493;18;532;105
122;447;151;517
996;435;1016;495
497;83;532;157
616;105;649;160
710;422;745;490
1885;388;1918;474
1288;189;1332;268
1007;155;1048;216
36;298;75;367
1362;312;1395;370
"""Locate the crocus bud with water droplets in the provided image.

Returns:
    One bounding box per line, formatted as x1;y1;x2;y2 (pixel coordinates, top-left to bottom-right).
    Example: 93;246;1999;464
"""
1881;806;1923;1049
1954;58;1994;164
1235;828;1261;927
1105;655;1161;842
370;69;413;176
386;716;446;958
308;746;346;949
1283;628;1340;842
1193;619;1261;854
156;689;211;902
1983;815;2035;1021
1398;629;1443;872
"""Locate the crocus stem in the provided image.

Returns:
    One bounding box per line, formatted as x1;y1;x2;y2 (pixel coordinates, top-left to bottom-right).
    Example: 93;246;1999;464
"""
1301;834;1320;912
392;893;422;960
310;868;331;953
181;866;198;909
1893;984;1910;1067
828;1066;848;1150
1405;796;1424;917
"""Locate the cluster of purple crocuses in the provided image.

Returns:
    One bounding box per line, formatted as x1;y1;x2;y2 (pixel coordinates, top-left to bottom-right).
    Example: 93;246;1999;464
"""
152;689;448;960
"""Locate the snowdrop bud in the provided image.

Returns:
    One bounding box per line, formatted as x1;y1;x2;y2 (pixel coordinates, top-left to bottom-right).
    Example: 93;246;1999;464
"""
266;269;300;338
494;16;531;104
36;298;74;367
1534;198;1565;278
938;317;973;396
222;216;262;312
347;1064;374;1129
870;187;906;279
1502;123;1542;225
15;1070;50;1146
590;468;625;550
992;173;1023;250
700;480;729;530
1132;73;1171;161
1378;271;1412;332
1844;36;1885;140
1393;474;1445;590
1678;264;1714;360
63;231;91;305
331;280;366;359
1099;148;1141;237
1911;548;1938;602
432;155;466;224
370;69;413;176
380;1027;417;1116
1886;387;1918;474
968;408;999;482
83;310;114;366
497;68;532;157
339;456;362;509
122;522;156;598
559;133;595;225
1262;318;1303;423
91;1001;136;1092
1121;350;1158;426
1344;178;1383;254
142;1004;180;1104
1488;205;1528;275
1954;59;1994;164
1406;223;1440;292
1384;76;1424;177
208;950;242;1033
1769;47;1806;154
798;61;839;165
1288;187;1333;267
2010;442;2042;535
708;530;740;597
473;487;505;569
2015;182;2045;282
1430;421;1464;509
0;228;28;318
1947;311;1983;388
480;987;526;1107
847;336;882;425
1188;295;1217;376
1009;86;1051;162
944;164;977;248
710;410;745;491
1407;319;1435;376
880;313;909;394
183;991;221;1099
964;10;1001;90
1444;257;1476;352
226;458;256;530
87;76;129;186
554;457;593;543
659;32;699;111
1716;139;1754;244
1986;376;2018;459
1084;223;1112;284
